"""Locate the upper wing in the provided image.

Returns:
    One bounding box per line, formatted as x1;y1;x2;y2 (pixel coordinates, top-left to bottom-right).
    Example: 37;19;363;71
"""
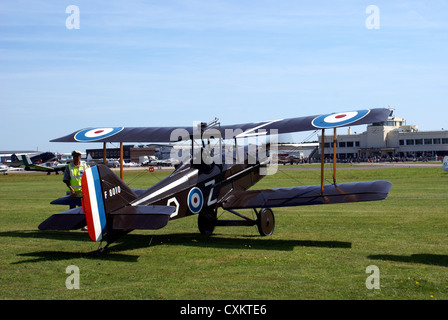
50;126;193;143
50;108;390;143
221;181;392;210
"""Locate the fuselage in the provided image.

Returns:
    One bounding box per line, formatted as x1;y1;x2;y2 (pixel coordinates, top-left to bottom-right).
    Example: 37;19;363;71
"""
130;149;268;220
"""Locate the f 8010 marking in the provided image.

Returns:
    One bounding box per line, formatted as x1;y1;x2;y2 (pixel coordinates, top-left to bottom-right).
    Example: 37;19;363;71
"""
104;186;121;199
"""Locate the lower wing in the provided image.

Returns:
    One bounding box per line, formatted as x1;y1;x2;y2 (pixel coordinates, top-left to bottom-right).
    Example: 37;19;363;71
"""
221;181;392;209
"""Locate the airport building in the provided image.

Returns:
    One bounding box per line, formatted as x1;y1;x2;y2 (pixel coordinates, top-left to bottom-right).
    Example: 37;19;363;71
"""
318;111;448;161
86;144;173;163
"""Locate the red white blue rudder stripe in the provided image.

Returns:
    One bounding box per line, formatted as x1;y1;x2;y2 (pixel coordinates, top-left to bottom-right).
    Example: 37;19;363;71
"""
82;166;108;242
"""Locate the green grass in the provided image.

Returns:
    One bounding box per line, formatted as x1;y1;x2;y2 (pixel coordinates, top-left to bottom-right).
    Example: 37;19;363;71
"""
1;165;447;300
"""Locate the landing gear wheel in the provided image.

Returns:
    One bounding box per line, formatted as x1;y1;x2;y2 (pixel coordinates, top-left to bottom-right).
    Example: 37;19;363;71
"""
198;211;216;236
257;208;275;236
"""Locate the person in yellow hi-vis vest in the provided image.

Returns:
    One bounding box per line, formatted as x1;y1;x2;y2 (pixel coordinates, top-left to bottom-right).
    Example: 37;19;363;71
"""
63;150;89;208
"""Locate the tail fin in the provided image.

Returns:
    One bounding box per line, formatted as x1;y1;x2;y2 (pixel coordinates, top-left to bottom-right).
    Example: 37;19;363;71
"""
18;154;32;166
81;165;137;242
81;164;174;242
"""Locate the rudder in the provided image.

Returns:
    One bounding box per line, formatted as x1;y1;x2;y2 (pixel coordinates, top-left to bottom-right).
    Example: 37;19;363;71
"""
81;165;137;242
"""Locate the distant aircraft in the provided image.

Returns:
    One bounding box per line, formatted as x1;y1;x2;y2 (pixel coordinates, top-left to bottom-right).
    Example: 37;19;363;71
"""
0;164;9;175
122;161;140;167
153;158;180;167
39;108;392;252
16;154;66;174
0;163;23;174
10;152;56;168
143;156;180;167
86;154;120;168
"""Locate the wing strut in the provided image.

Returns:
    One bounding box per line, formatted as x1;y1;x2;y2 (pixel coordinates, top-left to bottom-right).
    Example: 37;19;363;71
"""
321;128;339;194
120;142;124;180
103;142;107;165
333;127;337;185
321;129;325;194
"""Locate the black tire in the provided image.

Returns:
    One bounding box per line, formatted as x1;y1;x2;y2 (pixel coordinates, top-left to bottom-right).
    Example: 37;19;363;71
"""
257;208;275;236
198;211;216;236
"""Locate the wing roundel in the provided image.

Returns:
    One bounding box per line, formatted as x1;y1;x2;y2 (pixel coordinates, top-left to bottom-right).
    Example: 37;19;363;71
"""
311;109;370;128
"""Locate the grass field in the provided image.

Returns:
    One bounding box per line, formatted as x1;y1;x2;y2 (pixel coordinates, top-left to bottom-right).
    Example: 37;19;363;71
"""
1;164;447;300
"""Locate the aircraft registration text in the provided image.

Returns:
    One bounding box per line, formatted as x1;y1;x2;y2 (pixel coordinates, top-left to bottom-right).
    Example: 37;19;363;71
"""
104;186;121;199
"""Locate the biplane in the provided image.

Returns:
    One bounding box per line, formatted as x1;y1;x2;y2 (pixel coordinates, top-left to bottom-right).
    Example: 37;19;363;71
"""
39;108;392;251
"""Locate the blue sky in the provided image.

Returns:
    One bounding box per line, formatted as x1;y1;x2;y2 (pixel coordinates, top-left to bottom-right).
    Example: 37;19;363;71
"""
1;0;447;153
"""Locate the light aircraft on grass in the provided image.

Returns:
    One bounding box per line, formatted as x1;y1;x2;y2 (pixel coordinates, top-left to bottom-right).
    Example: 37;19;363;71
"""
0;164;23;174
16;154;66;174
0;164;9;175
39;108;392;252
10;152;56;168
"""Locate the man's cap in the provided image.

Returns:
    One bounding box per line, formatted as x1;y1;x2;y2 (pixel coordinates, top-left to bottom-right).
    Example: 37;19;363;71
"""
72;150;82;156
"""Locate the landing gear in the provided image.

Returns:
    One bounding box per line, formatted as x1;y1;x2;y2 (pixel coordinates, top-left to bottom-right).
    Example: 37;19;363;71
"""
94;243;110;256
256;208;275;236
198;210;217;236
197;208;275;237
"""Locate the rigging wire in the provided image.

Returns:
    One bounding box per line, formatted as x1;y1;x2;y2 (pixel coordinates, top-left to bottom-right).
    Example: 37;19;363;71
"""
273;129;337;186
274;129;319;186
100;142;168;187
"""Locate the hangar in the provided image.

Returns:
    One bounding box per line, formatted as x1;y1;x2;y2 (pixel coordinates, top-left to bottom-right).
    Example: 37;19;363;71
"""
86;144;173;163
319;111;448;161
